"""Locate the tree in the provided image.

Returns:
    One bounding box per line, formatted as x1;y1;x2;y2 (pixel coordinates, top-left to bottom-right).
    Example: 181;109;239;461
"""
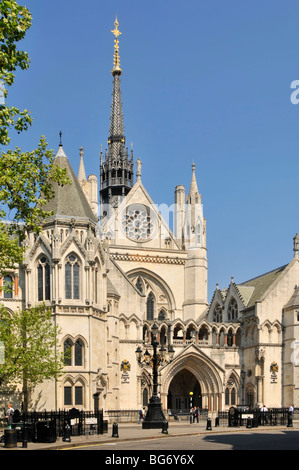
0;304;66;410
0;1;69;275
0;0;32;145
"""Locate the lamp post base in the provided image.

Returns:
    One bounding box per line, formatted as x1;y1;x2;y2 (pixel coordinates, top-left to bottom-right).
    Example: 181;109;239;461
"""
142;396;166;429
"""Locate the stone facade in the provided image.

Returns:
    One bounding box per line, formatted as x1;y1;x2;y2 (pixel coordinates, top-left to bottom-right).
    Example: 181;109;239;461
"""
1;22;299;414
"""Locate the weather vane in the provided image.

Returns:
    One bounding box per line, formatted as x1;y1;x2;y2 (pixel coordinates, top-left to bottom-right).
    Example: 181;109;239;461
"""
111;17;122;74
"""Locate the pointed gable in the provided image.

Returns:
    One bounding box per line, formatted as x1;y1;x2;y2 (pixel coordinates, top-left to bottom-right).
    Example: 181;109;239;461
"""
100;177;182;250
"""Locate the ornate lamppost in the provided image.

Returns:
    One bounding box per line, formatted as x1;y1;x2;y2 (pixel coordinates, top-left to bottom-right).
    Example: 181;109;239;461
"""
135;323;175;429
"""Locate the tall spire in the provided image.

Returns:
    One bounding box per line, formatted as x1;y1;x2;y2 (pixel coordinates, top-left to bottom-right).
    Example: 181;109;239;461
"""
100;18;134;209
109;17;125;156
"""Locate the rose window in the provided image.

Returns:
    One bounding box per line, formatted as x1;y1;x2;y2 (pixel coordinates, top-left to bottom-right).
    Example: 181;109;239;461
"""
122;205;154;241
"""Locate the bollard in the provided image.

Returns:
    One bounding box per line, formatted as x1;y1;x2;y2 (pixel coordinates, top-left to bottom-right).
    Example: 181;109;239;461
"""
112;422;119;438
62;422;71;442
215;417;219;427
246;417;252;429
206;418;212;431
161;420;168;434
22;425;28;448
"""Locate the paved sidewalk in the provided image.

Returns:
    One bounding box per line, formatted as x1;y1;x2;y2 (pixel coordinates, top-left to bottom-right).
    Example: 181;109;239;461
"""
0;420;297;450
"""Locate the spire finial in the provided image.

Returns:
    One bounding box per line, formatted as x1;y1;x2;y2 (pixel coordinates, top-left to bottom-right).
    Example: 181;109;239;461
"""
59;130;63;147
293;233;299;259
111;17;122;75
136;158;142;181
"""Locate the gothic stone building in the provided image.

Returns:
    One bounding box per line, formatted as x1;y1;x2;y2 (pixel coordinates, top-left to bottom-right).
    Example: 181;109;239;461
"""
2;20;299;414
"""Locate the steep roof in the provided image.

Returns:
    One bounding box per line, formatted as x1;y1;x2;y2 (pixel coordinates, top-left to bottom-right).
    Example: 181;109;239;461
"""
43;145;98;224
237;265;288;308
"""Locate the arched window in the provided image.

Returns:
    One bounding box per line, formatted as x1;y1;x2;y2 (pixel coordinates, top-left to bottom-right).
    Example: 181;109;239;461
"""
227;298;238;321
65;254;80;299
64;339;72;366
37;257;50;301
64;380;84;406
3;275;13;299
64;338;85;367
143;388;149;407
212;304;222;323
225;385;237;406
75;339;83;366
158;309;167;321
146;292;154;321
225;387;230;406
231;387;236;405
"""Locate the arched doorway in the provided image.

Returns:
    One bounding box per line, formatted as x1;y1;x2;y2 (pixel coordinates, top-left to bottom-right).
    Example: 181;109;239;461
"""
161;346;224;412
167;369;202;411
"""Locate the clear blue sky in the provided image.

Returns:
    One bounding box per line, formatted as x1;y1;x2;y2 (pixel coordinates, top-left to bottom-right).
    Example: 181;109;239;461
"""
6;0;299;300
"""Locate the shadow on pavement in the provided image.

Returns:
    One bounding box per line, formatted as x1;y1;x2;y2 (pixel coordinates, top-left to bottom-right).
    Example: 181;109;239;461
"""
203;429;299;450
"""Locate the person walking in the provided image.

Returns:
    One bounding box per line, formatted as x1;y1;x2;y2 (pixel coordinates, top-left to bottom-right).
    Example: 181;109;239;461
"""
194;407;199;423
5;403;14;429
190;407;194;424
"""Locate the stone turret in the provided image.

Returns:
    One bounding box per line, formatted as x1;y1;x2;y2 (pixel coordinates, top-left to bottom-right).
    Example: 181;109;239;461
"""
182;164;208;320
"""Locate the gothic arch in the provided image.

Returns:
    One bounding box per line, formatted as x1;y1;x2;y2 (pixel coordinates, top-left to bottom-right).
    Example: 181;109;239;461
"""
162;347;224;410
126;268;176;313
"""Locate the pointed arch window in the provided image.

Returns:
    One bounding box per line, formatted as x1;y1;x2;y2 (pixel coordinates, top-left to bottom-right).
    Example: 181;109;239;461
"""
136;277;143;294
158;309;167;321
212;304;222;323
37;257;50;301
65;254;80;299
146;292;155;321
3;275;13;299
63;380;84;406
75;339;83;366
63;338;85;367
227;298;238;321
64;339;72;366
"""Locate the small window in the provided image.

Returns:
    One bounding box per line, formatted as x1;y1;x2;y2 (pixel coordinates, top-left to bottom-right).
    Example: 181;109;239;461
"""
75;339;83;366
64;339;72;366
146;292;154;321
3;275;13;299
37;257;50;301
75;386;83;405
64;386;72;406
227;298;238;321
